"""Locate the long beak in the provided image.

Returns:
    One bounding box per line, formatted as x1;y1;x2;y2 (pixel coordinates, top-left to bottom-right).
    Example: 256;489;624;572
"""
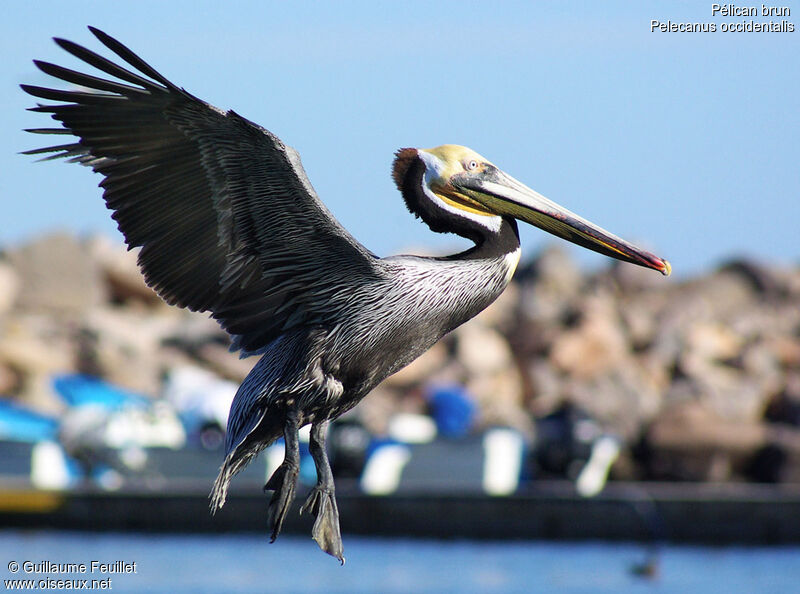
455;168;671;276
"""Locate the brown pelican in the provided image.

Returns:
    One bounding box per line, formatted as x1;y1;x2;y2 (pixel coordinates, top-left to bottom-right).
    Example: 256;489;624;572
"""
22;27;670;563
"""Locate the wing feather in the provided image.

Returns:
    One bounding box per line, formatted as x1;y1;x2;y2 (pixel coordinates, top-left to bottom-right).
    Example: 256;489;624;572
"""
23;27;382;354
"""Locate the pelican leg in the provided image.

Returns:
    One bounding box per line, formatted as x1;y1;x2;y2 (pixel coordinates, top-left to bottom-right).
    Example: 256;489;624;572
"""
300;420;345;563
264;409;300;543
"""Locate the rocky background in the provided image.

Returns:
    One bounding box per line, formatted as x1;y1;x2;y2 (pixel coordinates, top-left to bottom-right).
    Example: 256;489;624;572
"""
2;232;800;483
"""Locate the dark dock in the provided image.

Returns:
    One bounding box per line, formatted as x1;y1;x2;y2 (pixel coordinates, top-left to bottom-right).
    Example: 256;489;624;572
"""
3;479;800;545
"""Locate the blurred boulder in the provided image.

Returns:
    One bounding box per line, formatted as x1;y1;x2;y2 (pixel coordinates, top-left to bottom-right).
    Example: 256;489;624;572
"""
467;369;529;434
0;315;75;407
549;293;629;380
8;232;105;313
618;299;658;349
564;363;663;441
606;255;670;292
684;322;743;363
195;342;258;383
88;236;161;306
719;257;786;300
474;282;518;329
456;323;514;376
2;229;800;485
642;401;767;481
516;246;582;324
82;306;178;395
0;363;19;395
764;335;800;369
384;341;449;388
0;260;20;314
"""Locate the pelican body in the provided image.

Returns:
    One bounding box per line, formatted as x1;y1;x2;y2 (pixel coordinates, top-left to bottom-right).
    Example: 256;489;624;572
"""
23;28;670;563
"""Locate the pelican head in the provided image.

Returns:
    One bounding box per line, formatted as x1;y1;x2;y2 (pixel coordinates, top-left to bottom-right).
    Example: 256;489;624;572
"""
393;144;670;276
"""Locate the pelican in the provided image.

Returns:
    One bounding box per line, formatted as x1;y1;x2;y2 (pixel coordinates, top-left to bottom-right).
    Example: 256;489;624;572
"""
23;28;670;562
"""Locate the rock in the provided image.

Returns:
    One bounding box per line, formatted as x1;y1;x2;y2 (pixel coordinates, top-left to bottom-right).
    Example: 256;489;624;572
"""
674;356;768;422
384;341;448;388
564;364;663;441
740;341;782;387
685;322;743;362
686;270;759;320
719;258;786;299
196;342;258;383
422;360;468;389
705;370;767;423
763;374;800;425
8;232;105;313
764;335;800;368
525;360;564;416
2;229;800;485
162;310;228;350
549;293;630;380
652;272;755;347
0;363;20;395
82;306;182;395
355;385;403;435
516;246;582;324
618;300;658;349
0;316;74;375
474;282;518;329
728;302;800;341
606;251;670;292
0;260;20;315
643;401;769;481
467;369;531;435
520;246;583;296
88;236;161;306
16;374;64;415
456;323;514;376
783;266;800;298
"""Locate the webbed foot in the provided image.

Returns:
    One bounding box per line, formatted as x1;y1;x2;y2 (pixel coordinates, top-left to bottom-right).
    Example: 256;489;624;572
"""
264;461;299;542
301;486;344;563
263;410;300;543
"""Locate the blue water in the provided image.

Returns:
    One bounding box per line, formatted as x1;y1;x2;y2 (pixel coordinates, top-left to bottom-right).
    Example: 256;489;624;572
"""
1;531;798;593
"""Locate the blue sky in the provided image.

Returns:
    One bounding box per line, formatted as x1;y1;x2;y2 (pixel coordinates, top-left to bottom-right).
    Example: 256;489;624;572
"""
2;1;798;276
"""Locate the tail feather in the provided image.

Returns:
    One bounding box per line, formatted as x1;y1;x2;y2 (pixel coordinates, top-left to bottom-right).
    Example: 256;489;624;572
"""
210;446;264;513
209;414;283;513
209;331;309;512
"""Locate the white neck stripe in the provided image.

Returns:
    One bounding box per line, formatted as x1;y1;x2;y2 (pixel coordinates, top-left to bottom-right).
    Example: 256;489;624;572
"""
417;152;502;234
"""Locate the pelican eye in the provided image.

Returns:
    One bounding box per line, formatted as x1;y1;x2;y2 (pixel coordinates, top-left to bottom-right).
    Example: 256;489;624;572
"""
465;159;479;171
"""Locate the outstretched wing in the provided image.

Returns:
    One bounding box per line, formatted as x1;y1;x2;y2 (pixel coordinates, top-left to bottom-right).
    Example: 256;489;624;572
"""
23;27;382;355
